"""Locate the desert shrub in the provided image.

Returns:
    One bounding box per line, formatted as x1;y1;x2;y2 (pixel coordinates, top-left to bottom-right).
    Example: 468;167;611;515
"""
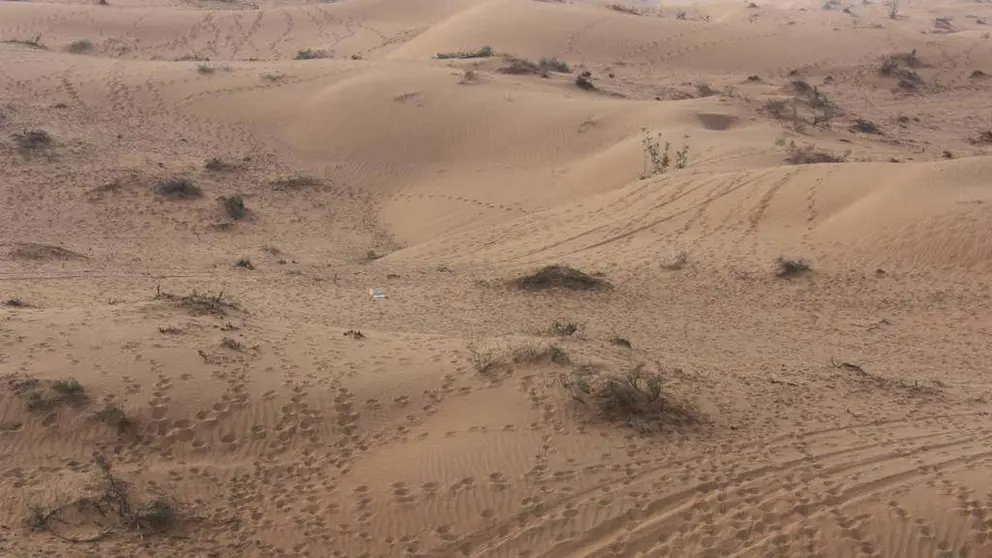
295;49;326;60
969;130;992;145
849;118;881;134
233;258;254;269
155;178;201;199
560;363;700;433
467;338;570;377
67;39;93;54
775;256;811;278
435;46;493;60
13;376;88;411
879;50;924;91
608;3;643;15
204;157;235;171
550;321;580;336
497;56;570;77
27;455;182;541
540;57;570;73
12;129;53;150
641;130;690;177
512;265;611;292
51;378;84;397
784;142;847;164
271;174;321;190
662;250;689;270
3;298;30;308
695;83;717;97
459;69;479;83
220;194;246;220
575;72;596;90
154;286;238;316
971;70;989;79
94;403;135;433
197;63;216;74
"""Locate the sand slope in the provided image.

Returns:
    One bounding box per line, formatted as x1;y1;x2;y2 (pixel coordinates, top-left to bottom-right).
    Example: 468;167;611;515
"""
3;0;992;556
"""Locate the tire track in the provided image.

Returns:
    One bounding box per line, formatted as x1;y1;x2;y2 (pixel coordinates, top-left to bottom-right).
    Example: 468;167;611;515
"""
435;412;989;556
499;429;992;557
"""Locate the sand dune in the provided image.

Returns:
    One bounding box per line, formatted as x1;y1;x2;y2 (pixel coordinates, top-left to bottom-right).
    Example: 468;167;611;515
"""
3;0;992;556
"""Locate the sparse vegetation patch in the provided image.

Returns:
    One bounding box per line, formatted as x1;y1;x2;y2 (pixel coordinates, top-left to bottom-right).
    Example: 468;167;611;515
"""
220;194;246;220
25;454;183;542
435;46;493;60
608;3;643;15
155;178;202;199
879;50;925;91
294;49;326;60
559;363;701;433
154;286;238;316
550;321;580;336
775;256;811;278
271;174;321;190
467;337;571;377
12;129;53;150
783;141;848;165
575;71;596;90
7;375;88;412
513;265;611;292
67;39;93;54
641;130;690;178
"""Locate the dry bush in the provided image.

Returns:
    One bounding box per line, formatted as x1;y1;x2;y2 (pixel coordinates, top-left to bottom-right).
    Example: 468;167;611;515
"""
3;298;31;308
641;131;691;177
155;178;201;199
775;256;811;278
879;50;924;90
204;157;237;171
67;39;93;54
435;46;493;60
969;131;992;145
233;258;254;270
498;56;571;77
549;321;580;336
512;265;611;292
271;174;321;190
608;3;643;15
559;363;701;433
459;69;479;84
94;403;136;434
575;71;596;90
8;376;88;412
12;129;53;150
849;118;881;134
467;337;570;377
784;142;848;165
25;454;183;542
154;286;238;316
220;194;246;220
662;250;689;271
294;49;326;60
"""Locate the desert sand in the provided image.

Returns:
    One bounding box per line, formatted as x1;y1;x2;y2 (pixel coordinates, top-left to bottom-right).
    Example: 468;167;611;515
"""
2;0;992;556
